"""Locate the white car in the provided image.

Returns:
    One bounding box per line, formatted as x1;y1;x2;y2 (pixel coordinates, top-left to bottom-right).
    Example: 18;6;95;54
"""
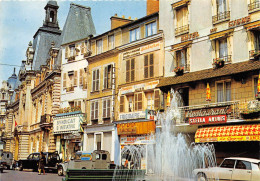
193;157;260;181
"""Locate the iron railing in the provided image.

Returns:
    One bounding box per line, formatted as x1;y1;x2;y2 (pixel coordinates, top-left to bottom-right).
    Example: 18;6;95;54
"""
213;55;232;64
249;49;260;60
175;24;189;36
212;11;230;24
248;1;260;12
174;63;190;73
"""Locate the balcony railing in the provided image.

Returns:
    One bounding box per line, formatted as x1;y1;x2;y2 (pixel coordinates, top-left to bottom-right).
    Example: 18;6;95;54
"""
212;11;230;24
174;64;190;73
213;55;232;64
248;1;260;12
249;49;260;60
175;24;189;36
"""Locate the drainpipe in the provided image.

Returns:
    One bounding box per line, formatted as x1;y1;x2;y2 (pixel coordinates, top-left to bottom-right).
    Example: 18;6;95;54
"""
111;64;116;122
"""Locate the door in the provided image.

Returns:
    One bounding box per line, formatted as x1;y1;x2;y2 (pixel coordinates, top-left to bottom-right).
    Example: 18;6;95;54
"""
232;160;252;180
217;159;235;180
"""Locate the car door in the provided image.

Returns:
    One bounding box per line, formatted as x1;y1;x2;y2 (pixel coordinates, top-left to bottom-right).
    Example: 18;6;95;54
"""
216;159;236;180
232;160;252;181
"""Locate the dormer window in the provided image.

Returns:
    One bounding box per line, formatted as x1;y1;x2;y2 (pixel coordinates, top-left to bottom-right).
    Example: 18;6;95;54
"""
130;27;140;42
96;39;103;54
145;21;157;37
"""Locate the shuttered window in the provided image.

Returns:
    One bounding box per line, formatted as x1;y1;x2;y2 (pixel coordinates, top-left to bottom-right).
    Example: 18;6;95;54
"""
120;96;125;113
134;92;142;111
83;68;87;89
104;64;113;89
131;59;135;82
126;60;130;83
63;73;67;89
92;69;100;92
103;98;111;118
176;6;188;28
79;69;83;85
125;59;135;83
74;71;78;86
81;42;86;54
154;89;160;109
91;101;99;120
144;54;154;79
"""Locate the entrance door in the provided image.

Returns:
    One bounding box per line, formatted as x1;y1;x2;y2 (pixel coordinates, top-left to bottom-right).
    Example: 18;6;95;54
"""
232;160;252;180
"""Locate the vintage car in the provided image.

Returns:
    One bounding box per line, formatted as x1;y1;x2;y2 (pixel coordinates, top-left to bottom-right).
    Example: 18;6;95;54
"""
57;150;115;176
0;162;3;173
18;151;62;172
193;157;260;181
0;152;13;170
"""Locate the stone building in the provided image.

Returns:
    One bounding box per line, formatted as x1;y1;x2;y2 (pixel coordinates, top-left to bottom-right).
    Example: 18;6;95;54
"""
158;0;260;163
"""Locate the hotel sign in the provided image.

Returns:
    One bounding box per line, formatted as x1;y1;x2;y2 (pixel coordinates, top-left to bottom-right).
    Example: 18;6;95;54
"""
189;115;227;125
119;111;146;120
181;32;199;42
53;114;83;134
229;15;250;28
120;80;159;95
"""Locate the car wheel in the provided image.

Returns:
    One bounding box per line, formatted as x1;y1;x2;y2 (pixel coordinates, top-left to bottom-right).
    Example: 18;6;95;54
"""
197;173;207;181
18;164;23;171
58;167;63;176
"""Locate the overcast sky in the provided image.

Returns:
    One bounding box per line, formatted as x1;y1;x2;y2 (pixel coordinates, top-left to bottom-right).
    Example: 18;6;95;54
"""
0;0;146;85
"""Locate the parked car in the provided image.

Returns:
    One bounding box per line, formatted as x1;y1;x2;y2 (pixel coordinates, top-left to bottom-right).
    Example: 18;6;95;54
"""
57;150;115;176
0;162;3;173
0;152;13;170
18;151;62;172
193;157;260;181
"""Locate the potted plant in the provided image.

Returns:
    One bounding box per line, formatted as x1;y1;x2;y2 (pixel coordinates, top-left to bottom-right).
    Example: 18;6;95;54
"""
173;66;184;75
213;58;224;68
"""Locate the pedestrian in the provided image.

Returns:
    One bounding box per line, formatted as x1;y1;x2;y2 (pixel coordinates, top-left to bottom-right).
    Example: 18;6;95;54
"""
38;152;46;175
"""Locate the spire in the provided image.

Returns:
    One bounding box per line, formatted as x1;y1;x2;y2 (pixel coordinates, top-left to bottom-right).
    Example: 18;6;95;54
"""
43;0;59;29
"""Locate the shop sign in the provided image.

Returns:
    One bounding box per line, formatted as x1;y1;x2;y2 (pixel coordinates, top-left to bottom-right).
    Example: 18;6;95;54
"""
181;32;199;42
123;48;140;60
189;115;227;125
140;42;160;54
119;111;146;120
146;109;157;121
117;121;155;135
120;80;159;95
229;15;250;28
186;106;230;117
53;114;83;134
196;135;260;143
120;135;155;145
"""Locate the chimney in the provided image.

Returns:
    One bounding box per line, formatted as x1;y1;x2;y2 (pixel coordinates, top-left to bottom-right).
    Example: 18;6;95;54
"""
147;0;159;15
110;13;133;29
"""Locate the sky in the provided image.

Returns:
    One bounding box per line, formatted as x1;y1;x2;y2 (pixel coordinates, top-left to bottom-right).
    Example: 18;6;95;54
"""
0;0;146;85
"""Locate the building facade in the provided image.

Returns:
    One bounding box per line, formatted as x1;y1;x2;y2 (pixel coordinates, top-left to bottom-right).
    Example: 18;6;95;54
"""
158;0;260;164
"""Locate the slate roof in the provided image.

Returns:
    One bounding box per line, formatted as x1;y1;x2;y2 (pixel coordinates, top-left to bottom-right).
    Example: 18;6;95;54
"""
157;60;260;88
61;3;96;45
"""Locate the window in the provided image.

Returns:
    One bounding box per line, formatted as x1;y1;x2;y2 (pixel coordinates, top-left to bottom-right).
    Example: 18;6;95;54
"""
96;39;102;54
220;159;235;168
253;31;260;51
102;154;107;160
69;44;75;57
104;64;113;89
175;6;189;35
146;93;154;110
130;28;140;42
145;21;157;37
91;100;99;120
120;96;125;113
95;134;101;150
214;38;231;63
92;69;100;92
217;0;227;14
213;0;230;24
254;77;258;97
144;54;154;79
102;98;111;118
108;35;115;50
154;89;162;109
134;92;143;111
128;96;134;112
74;70;78;87
126;59;135;83
248;0;260;12
176;49;188;70
217;81;231;102
235;160;252;170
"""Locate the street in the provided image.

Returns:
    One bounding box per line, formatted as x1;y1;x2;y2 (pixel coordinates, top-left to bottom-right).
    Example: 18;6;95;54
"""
0;169;64;181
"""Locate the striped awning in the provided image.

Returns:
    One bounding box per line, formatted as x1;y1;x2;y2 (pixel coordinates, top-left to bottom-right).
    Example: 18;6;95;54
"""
195;124;260;143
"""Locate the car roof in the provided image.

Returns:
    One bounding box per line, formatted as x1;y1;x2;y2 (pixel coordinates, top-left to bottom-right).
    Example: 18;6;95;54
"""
226;157;260;163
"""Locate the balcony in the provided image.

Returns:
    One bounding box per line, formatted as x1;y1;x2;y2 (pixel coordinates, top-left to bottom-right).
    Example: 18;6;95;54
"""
248;1;260;13
40;114;52;130
173;64;190;75
249;49;260;60
213;55;232;68
212;11;230;24
175;24;189;36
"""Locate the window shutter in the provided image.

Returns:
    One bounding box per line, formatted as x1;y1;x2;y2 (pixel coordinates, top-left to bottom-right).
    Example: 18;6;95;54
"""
107;99;111;117
154;89;160;109
79;69;83;85
138;93;142;111
95;101;99;119
92;70;96;92
150;54;154;77
144;55;149;79
96;69;100;91
131;58;135;82
83;72;87;89
104;66;108;89
81;42;85;54
91;102;95;120
134;94;138;111
126;60;130;82
120;96;124;112
65;47;69;59
103;100;107;118
74;71;78;86
76;45;80;56
63;73;67;88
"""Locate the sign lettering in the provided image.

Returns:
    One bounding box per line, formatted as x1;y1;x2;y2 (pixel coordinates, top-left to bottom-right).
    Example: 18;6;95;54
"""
189;115;227;125
181;32;199;42
229;15;250;28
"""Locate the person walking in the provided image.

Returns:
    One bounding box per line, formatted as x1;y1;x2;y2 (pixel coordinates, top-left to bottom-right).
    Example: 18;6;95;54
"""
38;152;46;175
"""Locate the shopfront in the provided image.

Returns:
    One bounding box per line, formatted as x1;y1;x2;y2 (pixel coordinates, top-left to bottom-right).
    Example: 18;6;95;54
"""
53;111;84;161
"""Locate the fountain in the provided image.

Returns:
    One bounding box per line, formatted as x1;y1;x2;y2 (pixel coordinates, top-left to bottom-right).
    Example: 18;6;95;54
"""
113;90;217;181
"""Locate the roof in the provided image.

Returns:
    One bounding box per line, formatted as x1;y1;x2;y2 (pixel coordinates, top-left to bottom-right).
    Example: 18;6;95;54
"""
61;3;96;45
157;60;260;88
226;157;260;163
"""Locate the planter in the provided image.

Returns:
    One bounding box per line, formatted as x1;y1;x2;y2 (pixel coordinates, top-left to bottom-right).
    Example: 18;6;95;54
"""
175;70;184;76
241;111;260;119
213;60;224;68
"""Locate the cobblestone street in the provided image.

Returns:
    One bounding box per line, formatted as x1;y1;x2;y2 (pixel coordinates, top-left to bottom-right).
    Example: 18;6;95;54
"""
0;170;64;181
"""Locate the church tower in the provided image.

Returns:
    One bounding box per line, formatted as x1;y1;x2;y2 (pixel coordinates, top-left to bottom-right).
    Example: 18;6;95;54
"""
43;1;59;29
